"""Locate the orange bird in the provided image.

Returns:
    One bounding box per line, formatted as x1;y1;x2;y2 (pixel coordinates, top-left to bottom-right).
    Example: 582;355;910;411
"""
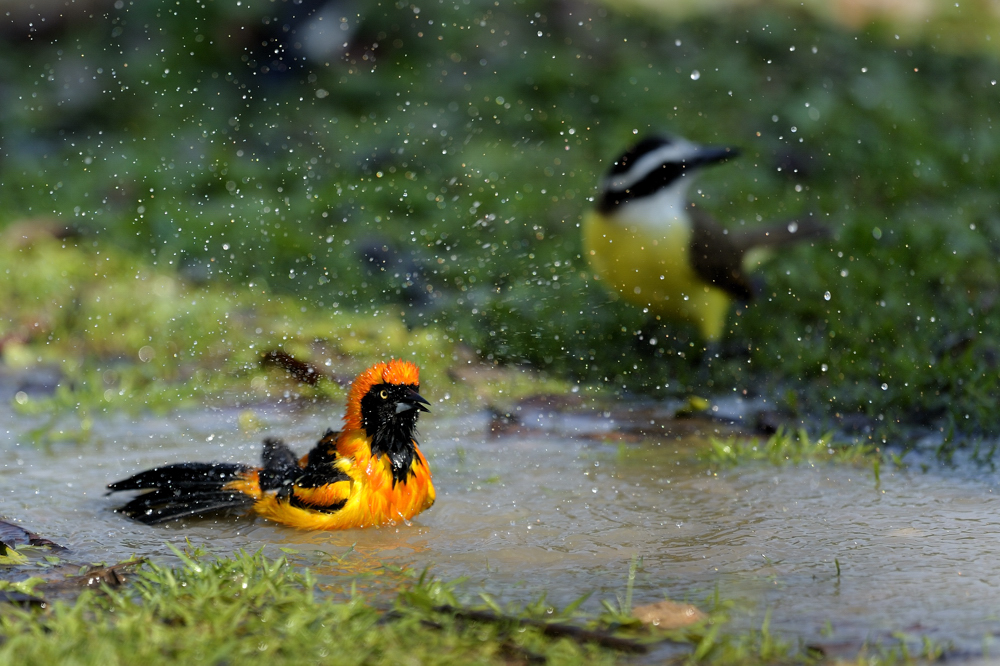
107;359;435;530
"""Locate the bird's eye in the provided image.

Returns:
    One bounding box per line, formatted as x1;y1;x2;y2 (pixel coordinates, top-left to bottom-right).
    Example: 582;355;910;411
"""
379;390;388;399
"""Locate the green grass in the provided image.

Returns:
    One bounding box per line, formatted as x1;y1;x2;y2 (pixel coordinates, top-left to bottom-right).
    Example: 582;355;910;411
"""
703;428;880;469
0;547;648;665
0;538;958;665
3;1;1000;433
0;5;994;659
0;546;829;665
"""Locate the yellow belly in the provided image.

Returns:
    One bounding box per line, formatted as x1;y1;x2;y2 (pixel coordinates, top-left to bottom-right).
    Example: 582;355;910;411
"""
583;211;732;341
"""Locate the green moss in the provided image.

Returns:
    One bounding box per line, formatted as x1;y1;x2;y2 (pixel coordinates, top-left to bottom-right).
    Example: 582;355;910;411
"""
0;239;466;422
2;3;998;431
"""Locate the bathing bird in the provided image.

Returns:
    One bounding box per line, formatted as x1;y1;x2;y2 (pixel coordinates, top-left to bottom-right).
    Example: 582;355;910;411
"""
583;135;827;341
108;359;435;530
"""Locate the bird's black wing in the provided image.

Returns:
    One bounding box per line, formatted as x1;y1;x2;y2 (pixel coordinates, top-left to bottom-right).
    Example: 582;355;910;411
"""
258;437;303;493
296;429;350;488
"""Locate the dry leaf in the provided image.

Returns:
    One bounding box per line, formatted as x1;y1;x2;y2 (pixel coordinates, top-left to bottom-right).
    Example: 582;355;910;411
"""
632;600;706;629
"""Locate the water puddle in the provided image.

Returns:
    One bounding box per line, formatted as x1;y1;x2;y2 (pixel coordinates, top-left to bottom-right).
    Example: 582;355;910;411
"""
2;399;1000;656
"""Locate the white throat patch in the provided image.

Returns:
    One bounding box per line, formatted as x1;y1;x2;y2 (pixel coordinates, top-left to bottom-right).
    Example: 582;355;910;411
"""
613;181;692;235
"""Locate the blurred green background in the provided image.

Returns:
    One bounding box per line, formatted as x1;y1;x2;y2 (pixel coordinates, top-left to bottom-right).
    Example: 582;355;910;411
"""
3;0;1000;434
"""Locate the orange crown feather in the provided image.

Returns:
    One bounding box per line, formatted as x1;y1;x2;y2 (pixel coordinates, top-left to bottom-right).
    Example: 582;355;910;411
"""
343;359;421;430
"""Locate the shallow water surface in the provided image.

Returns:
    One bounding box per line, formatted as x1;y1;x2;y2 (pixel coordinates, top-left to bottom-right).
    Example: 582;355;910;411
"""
3;400;1000;655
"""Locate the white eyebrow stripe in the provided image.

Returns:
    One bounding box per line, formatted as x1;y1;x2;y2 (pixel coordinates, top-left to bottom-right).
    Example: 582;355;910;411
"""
606;140;697;191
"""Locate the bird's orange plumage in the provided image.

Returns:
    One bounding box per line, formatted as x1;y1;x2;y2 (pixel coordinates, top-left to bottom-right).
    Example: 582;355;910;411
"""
250;435;434;530
108;359;435;530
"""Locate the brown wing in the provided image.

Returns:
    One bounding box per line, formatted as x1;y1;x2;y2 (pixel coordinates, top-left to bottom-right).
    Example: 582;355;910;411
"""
688;206;754;300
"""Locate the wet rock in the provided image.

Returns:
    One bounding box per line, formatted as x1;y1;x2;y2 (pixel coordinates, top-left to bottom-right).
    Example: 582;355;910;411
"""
578;430;646;444
0;558;143;607
17;366;65;398
0;590;44;606
756;409;790;434
632;599;706;628
835;412;878;434
58;560;142;590
487;406;524;437
0;519;68;552
0;521;141;601
0;366;65;402
609;403;745;440
516;393;584;411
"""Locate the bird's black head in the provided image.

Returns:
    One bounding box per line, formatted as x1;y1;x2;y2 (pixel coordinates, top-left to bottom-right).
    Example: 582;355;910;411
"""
359;382;430;485
598;135;738;212
607;136;675;177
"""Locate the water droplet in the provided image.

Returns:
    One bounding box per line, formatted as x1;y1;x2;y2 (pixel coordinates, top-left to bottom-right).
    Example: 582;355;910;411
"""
824;291;831;301
690;70;700;80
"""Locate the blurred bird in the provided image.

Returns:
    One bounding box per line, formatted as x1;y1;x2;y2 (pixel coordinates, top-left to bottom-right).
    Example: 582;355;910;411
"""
108;359;435;530
583;135;827;341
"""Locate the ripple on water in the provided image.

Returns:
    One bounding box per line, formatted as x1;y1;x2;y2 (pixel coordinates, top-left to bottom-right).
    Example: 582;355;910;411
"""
2;403;1000;653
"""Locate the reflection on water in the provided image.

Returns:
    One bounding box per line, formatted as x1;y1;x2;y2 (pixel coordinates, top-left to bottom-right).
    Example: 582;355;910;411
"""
2;400;1000;653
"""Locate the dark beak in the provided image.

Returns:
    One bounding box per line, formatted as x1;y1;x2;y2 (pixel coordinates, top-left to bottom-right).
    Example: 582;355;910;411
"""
396;387;431;414
689;145;739;167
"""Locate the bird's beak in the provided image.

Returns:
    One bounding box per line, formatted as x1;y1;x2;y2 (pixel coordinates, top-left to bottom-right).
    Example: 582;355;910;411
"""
689;145;739;167
395;387;431;414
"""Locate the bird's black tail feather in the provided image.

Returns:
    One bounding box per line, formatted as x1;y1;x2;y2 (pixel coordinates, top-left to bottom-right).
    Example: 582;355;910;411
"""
107;462;255;525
